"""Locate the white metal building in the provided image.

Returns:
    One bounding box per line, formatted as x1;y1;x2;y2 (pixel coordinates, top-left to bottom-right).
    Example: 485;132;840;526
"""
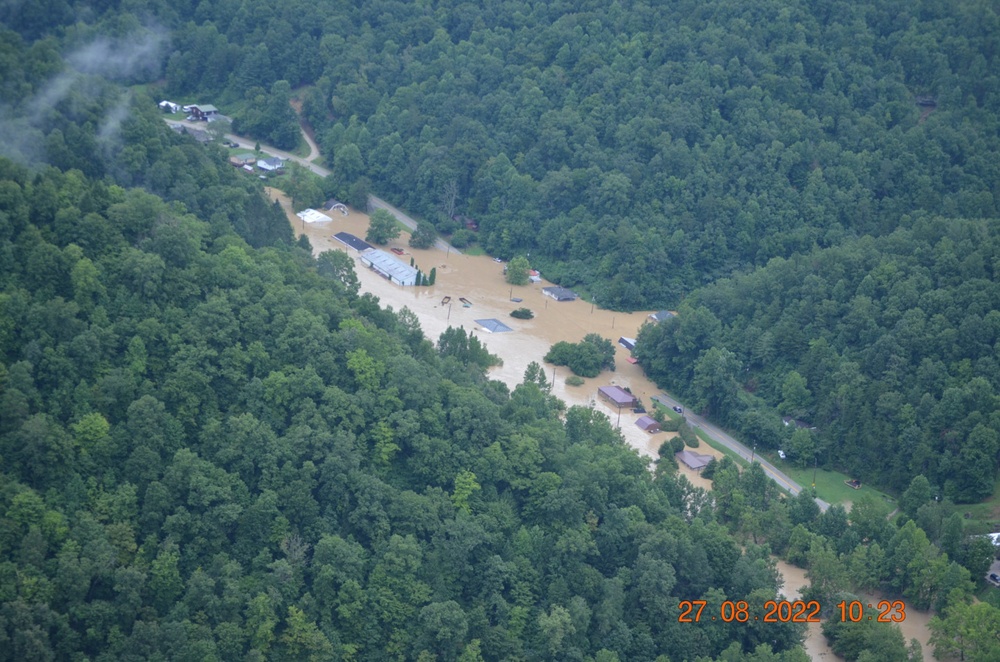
359;249;419;286
295;209;330;224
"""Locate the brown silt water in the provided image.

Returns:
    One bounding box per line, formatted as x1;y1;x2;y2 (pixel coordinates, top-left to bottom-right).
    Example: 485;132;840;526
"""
274;192;934;661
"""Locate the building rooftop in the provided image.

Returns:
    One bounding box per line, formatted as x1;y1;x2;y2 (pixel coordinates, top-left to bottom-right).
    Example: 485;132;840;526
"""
333;232;372;252
542;286;578;301
360;249;419;284
676;450;713;469
598;385;636;407
296;209;330;224
475;318;513;333
635;415;659;430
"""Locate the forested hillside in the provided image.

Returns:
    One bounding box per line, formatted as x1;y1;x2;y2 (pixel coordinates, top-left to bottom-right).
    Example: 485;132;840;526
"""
3;1;1000;659
7;0;995;309
0;149;811;659
635;216;1000;501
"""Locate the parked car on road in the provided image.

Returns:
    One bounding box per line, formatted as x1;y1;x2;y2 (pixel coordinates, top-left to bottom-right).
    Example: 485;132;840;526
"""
672;405;683;413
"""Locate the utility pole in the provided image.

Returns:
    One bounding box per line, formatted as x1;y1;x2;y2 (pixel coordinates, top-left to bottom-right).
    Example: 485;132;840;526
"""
812;453;818;496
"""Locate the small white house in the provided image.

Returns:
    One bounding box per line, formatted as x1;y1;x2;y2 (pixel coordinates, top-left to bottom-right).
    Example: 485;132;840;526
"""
158;100;181;113
257;157;285;172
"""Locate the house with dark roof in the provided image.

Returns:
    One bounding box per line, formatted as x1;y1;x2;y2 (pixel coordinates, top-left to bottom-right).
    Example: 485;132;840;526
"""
187;104;219;121
542;286;578;301
649;310;676;322
618;337;636;350
333;232;372;252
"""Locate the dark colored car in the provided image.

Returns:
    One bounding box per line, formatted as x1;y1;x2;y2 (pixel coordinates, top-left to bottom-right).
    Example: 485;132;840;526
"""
989;573;1000;583
672;406;683;414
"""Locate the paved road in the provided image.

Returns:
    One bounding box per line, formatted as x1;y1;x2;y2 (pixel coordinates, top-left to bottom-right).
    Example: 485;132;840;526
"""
367;196;460;254
166;119;459;253
651;393;830;512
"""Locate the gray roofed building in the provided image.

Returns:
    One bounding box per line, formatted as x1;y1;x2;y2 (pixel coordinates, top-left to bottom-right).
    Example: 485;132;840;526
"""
676;450;713;469
542;286;578;301
475;318;513;333
188;104;219;120
360;249;420;286
258;157;285;171
649;310;676;322
598;385;636;408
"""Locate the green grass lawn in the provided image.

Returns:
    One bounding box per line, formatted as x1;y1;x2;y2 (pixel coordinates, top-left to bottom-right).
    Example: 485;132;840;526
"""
943;476;1000;535
462;244;486;256
775;458;896;509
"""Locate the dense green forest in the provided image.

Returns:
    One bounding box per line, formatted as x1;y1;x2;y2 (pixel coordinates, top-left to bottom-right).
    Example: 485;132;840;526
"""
0;152;813;659
7;0;996;310
635;216;1000;501
3;1;999;498
2;1;1000;659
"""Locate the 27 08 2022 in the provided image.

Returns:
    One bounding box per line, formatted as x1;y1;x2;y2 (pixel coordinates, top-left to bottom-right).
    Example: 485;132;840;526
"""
678;600;820;623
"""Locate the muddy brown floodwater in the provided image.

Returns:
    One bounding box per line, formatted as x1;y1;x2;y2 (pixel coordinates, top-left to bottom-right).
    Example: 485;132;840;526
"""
273;193;934;661
274;191;678;457
772;556;934;660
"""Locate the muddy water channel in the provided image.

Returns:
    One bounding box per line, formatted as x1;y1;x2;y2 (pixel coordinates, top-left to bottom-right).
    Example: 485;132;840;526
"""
275;194;934;660
773;556;934;660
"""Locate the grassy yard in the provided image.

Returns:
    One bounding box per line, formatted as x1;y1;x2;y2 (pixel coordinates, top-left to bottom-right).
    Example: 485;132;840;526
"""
944;476;1000;535
462;244;486;256
775;458;896;509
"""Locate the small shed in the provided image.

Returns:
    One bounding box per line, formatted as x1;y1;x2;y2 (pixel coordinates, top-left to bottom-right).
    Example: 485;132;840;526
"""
676;450;713;470
542;286;578;301
635;416;660;433
649;310;676;322
618;337;636;350
598;386;637;408
528;269;542;283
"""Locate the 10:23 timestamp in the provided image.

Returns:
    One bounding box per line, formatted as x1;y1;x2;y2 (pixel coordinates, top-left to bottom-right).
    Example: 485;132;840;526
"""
678;599;906;623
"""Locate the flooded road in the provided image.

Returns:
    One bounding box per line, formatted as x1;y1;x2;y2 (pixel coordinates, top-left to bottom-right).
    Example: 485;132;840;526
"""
273;194;934;660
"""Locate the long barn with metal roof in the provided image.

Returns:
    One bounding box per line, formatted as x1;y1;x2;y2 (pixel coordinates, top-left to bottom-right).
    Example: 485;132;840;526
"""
359;249;419;286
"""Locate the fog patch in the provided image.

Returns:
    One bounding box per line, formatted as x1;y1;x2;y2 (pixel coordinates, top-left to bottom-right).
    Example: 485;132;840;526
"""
1;24;167;168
